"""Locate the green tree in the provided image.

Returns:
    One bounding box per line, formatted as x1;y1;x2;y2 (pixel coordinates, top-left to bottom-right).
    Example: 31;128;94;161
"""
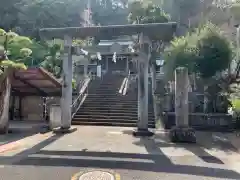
0;0;129;37
128;1;170;24
195;23;232;79
127;0;170;95
164;33;198;79
91;0;128;26
164;23;232;112
40;44;62;78
0;29;27;134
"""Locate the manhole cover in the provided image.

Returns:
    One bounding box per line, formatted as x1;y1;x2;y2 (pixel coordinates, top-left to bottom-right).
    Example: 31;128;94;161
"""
78;171;115;180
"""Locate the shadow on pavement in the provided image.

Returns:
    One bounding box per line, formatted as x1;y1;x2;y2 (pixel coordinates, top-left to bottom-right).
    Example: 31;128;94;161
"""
1;128;240;179
0;133;63;165
12;149;240;179
148;131;238;165
0;121;49;146
143;133;226;165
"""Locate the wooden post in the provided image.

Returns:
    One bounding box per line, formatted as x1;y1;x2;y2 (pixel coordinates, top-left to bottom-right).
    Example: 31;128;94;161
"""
61;35;73;130
169;67;196;143
133;34;153;137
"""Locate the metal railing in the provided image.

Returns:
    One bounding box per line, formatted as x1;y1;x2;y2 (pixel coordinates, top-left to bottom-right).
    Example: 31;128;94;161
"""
71;73;91;118
122;70;131;95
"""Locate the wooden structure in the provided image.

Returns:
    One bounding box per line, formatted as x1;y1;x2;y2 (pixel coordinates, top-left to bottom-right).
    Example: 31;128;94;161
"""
12;67;62;97
74;39;136;76
10;67;62;121
40;23;177;135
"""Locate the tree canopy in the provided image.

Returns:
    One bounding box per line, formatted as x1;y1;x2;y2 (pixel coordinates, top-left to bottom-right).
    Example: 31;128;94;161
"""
0;0;129;38
164;23;232;80
128;1;170;24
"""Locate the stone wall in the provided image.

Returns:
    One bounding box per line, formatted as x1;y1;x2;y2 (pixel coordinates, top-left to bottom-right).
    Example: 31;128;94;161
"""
21;96;43;121
20;96;60;121
163;112;233;132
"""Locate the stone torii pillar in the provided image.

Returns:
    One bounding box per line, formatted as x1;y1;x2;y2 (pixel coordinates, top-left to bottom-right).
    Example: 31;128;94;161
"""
39;23;177;134
133;33;154;137
60;35;73;131
169;67;196;143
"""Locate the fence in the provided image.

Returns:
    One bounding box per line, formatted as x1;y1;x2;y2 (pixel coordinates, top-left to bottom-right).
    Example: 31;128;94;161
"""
155;80;234;132
163;112;233;132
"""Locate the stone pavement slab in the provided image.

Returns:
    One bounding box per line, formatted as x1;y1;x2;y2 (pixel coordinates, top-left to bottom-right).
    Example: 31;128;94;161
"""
0;126;240;180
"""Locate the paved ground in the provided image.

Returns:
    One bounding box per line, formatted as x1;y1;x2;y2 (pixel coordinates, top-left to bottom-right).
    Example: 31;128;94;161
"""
1;124;240;180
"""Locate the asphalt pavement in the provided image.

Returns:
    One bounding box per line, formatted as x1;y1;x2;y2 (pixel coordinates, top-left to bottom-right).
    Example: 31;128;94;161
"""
0;126;240;180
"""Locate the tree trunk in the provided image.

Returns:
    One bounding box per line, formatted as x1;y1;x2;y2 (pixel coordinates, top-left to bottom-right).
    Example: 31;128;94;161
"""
0;71;12;134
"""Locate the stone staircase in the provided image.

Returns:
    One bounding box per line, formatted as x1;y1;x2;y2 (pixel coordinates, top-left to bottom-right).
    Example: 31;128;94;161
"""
72;73;155;128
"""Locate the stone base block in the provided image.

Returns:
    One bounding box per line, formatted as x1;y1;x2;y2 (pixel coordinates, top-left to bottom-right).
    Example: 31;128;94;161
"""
133;128;154;137
53;127;77;134
169;126;196;143
39;126;51;134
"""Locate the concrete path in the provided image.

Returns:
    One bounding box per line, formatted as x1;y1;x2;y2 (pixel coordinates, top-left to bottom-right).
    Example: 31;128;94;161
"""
1;126;240;180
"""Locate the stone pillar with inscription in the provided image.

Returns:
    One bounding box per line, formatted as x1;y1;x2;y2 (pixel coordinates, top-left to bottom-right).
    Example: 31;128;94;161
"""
169;67;196;143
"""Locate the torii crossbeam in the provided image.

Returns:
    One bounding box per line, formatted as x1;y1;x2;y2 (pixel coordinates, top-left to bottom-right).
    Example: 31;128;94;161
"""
39;22;177;136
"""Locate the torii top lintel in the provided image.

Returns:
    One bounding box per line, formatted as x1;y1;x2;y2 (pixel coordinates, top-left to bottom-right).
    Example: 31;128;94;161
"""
39;22;177;41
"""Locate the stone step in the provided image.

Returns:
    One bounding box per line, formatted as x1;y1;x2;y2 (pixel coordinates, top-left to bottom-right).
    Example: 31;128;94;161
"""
86;98;138;101
80;105;153;110
88;89;119;91
81;105;154;110
78;109;154;115
81;102;138;108
87;94;126;96
82;103;138;107
75;111;153;116
87;93;136;96
74;114;155;120
89;83;123;87
87;95;138;98
71;120;155;128
74;116;155;121
89;83;122;86
80;106;153;111
83;100;137;104
76;109;149;113
85;96;137;99
88;91;119;94
89;86;120;88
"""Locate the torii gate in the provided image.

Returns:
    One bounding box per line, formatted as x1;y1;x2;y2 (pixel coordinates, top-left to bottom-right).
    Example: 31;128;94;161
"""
39;23;177;136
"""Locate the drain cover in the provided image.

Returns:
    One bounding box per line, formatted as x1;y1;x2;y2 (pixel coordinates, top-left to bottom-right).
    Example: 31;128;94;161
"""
78;171;115;180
